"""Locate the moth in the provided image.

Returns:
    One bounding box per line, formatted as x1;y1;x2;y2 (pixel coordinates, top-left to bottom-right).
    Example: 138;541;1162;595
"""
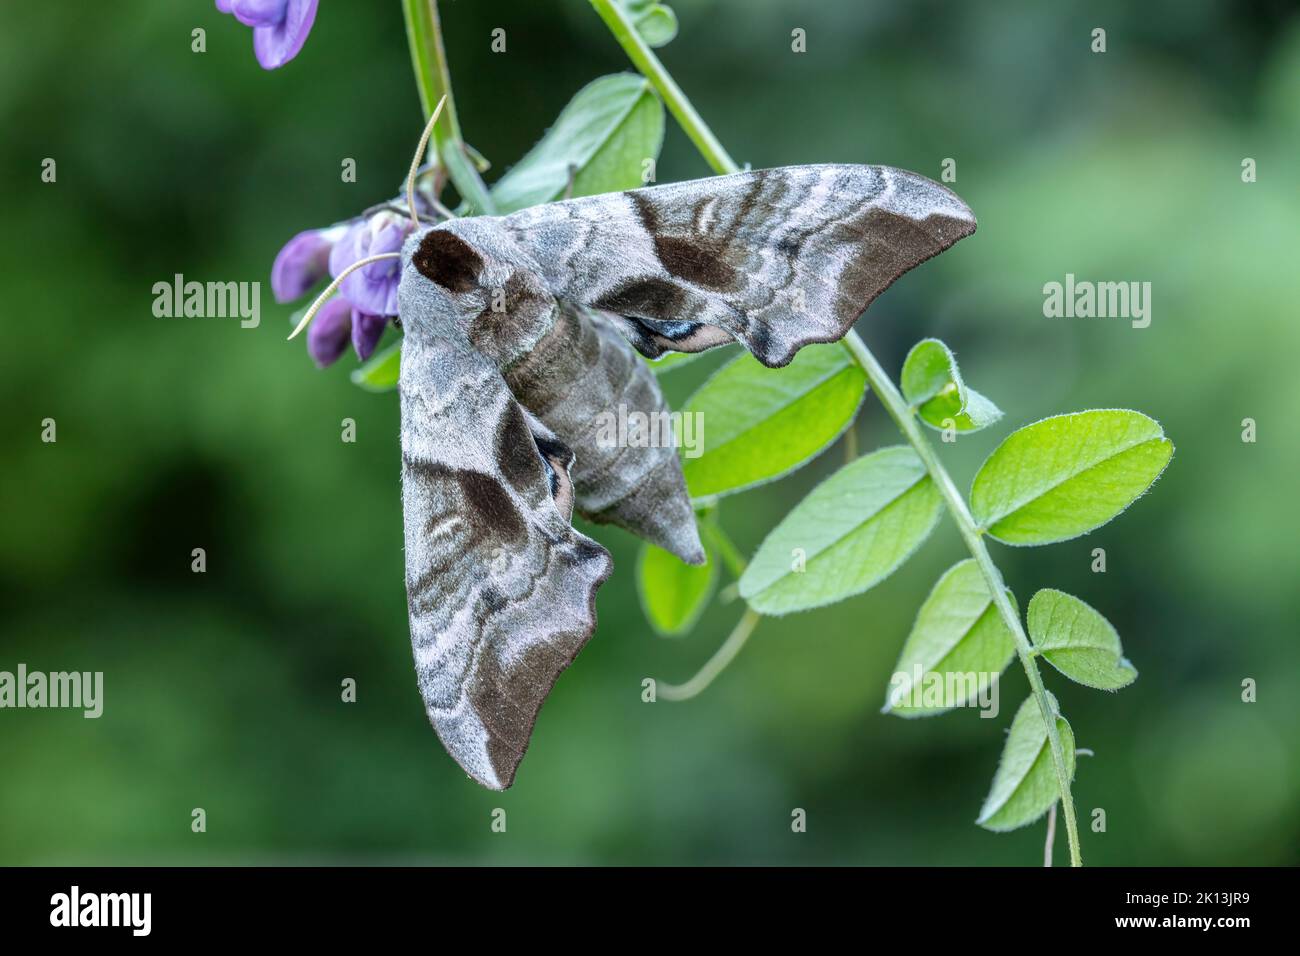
293;107;976;789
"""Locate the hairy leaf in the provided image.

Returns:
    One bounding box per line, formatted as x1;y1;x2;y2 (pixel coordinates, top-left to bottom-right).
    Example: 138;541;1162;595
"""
491;74;664;214
1028;588;1137;690
884;559;1016;717
619;0;679;47
900;338;1002;433
637;541;717;636
970;409;1173;545
739;447;941;615
682;345;867;498
977;693;1076;832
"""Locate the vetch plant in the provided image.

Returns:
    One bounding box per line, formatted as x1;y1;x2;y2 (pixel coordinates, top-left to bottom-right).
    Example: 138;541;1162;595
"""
243;0;1171;864
590;0;1171;867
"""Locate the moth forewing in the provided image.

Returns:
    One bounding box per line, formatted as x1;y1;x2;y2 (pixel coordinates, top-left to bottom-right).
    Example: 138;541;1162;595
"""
396;258;611;790
387;160;976;788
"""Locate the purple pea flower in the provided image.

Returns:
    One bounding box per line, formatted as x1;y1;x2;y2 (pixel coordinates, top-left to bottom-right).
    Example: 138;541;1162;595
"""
271;226;343;303
351;311;389;363
272;214;405;368
305;296;354;368
328;212;412;318
215;0;319;70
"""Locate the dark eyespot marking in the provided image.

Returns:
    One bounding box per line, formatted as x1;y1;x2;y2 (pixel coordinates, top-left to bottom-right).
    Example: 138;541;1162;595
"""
594;277;687;320
653;235;737;290
457;470;526;544
414;229;483;293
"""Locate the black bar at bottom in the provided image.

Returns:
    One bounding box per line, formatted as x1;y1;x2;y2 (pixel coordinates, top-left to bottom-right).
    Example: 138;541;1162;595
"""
0;866;1289;940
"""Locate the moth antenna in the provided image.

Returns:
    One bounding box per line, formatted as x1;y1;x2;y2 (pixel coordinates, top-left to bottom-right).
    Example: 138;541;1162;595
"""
406;94;448;231
286;253;403;341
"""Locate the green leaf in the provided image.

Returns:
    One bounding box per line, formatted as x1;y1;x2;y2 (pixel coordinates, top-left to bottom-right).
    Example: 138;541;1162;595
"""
977;693;1077;832
646;348;730;376
884;560;1017;717
739;447;941;615
970;409;1173;545
490;74;664;214
619;0;679;47
681;345;867;498
636;542;717;636
900;338;1002;433
350;340;401;393
1028;588;1137;690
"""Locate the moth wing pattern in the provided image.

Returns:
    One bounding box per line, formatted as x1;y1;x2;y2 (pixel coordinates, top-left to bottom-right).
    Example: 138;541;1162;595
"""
388;162;978;789
501;163;977;368
398;326;611;790
502;297;704;565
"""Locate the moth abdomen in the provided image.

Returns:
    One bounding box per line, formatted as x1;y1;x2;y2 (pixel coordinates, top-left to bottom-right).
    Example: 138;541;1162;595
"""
504;302;703;565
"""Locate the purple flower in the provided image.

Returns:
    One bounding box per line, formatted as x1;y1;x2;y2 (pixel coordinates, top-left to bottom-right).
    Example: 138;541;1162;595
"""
328;212;411;318
351;312;388;362
306;297;354;368
271;227;340;303
215;0;318;70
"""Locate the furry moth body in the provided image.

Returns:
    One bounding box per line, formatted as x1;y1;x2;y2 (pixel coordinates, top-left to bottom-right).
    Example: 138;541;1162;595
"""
397;164;975;788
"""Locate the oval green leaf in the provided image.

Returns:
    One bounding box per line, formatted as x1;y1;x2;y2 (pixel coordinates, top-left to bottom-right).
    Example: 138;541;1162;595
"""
681;345;867;498
970;409;1173;545
350;340;401;393
1028;588;1137;690
884;559;1016;717
977;693;1077;832
900;338;1002;433
636;541;716;637
490;74;664;214
621;0;679;47
739;446;941;615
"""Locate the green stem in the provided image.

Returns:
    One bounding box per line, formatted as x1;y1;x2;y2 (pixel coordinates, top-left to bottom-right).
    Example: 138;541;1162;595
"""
593;0;1083;867
658;609;762;702
401;0;497;214
589;0;738;175
699;514;747;579
839;336;1082;868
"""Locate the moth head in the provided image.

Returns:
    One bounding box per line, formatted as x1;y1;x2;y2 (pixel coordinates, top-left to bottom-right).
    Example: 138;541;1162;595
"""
401;219;558;366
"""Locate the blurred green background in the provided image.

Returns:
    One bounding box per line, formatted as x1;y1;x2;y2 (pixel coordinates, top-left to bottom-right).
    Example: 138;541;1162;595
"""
1;0;1298;865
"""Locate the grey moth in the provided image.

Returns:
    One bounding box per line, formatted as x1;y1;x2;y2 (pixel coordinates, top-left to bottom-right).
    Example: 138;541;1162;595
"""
305;147;976;789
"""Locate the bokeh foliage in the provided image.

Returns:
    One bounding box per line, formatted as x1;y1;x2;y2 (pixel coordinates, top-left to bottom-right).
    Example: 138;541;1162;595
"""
0;0;1297;864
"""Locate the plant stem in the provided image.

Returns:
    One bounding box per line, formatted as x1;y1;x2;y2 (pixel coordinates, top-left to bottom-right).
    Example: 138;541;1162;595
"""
593;0;1084;866
1044;803;1057;867
658;608;762;702
838;337;1082;867
401;0;497;214
589;0;738;175
699;514;747;579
